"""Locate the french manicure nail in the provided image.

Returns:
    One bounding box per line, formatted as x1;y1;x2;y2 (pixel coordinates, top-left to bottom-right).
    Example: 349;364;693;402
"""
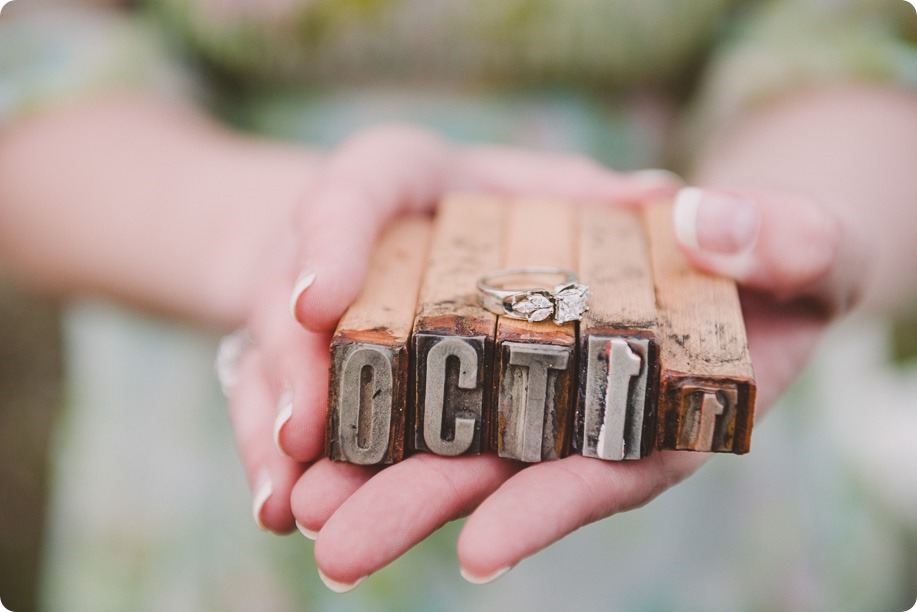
252;468;273;531
460;565;512;585
317;568;365;593
674;187;759;254
630;168;685;189
289;268;316;322
273;388;294;458
295;520;318;541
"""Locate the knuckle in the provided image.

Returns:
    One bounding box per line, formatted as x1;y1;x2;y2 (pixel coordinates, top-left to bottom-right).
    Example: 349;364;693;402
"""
771;197;853;311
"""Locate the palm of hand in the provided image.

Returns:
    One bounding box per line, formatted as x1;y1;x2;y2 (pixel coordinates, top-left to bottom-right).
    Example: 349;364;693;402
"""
226;126;857;589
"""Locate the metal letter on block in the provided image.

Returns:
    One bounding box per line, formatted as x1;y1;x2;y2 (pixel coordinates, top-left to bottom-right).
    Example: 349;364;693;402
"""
579;336;657;460
411;195;503;456
646;201;756;455
495;341;572;463
328;343;407;465
672;384;739;452
415;335;488;456
572;206;660;461
325;217;430;464
328;343;399;465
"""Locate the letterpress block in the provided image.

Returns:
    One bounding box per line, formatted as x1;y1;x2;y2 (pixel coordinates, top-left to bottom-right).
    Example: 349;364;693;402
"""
493;200;576;462
413;195;504;456
326;216;431;464
644;202;756;454
574;207;659;461
328;342;404;464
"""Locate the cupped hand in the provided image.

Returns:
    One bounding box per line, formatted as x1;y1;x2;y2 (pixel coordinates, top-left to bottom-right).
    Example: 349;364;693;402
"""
223;125;680;538
280;180;871;591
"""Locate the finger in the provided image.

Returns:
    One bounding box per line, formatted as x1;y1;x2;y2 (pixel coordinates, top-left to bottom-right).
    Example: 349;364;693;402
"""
290;127;684;333
673;187;870;314
457;452;704;583
453;147;683;202
313;454;521;591
290;125;450;332
270;331;331;462
290;458;378;539
740;290;827;409
264;327;332;463
228;348;303;533
247;273;332;462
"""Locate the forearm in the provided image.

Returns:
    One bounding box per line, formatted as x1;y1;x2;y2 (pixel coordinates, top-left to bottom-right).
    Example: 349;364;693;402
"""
0;94;320;329
691;84;917;312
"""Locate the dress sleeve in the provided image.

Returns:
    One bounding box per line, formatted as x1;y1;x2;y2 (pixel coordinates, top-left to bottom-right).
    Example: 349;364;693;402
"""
0;6;200;126
678;0;917;161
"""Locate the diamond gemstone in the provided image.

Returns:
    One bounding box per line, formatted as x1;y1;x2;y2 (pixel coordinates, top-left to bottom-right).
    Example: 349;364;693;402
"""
528;307;553;322
553;284;590;323
512;293;553;322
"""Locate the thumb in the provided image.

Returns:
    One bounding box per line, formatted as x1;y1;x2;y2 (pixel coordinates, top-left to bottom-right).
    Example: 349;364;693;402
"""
672;186;871;315
289;125;450;332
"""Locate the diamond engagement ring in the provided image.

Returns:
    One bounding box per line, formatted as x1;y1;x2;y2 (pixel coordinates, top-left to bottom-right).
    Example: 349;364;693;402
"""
477;266;591;324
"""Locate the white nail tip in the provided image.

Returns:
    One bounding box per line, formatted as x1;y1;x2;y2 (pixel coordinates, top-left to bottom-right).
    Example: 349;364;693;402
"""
252;469;273;531
460;565;511;585
273;391;294;457
289;270;316;321
632;168;685;187
674;186;703;251
295;520;318;541
317;568;365;593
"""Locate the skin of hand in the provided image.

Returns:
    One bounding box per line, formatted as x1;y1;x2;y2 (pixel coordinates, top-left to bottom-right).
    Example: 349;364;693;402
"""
228;123;684;537
0;92;677;584
233;84;917;592
4;84;914;593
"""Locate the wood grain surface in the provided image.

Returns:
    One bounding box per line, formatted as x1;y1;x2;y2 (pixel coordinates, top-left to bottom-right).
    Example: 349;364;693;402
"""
644;201;756;454
493;199;577;462
413;194;504;455
326;216;432;464
574;206;659;460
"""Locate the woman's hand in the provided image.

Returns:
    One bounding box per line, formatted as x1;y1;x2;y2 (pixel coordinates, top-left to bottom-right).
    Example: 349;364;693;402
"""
223;124;681;538
278;184;871;591
225;124;876;593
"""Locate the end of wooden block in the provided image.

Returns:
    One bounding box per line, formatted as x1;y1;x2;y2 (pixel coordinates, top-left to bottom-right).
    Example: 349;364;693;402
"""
326;339;408;465
494;340;574;462
656;373;756;454
412;332;491;456
574;330;659;461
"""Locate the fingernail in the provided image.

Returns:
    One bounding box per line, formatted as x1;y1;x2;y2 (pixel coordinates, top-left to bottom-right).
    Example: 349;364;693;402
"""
273;388;294;458
317;568;365;593
289;268;316;322
674;187;760;254
295;520;318;541
630;168;685;189
252;468;273;531
460;565;512;585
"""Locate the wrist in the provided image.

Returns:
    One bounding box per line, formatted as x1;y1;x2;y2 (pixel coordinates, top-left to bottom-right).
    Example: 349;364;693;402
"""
200;141;322;330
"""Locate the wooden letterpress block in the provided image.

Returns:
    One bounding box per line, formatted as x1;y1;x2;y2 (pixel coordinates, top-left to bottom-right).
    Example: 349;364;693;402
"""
413;195;503;456
326;217;431;464
574;207;659;461
493;200;577;463
644;202;756;454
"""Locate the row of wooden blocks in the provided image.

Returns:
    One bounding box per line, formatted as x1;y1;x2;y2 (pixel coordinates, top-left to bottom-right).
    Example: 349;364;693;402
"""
325;195;756;465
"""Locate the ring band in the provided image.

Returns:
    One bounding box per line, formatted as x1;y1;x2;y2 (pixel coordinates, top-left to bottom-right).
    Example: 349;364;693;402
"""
477;266;591;324
214;327;254;396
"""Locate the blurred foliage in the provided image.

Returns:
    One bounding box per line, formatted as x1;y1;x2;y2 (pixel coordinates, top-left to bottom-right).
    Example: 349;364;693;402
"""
891;307;917;364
